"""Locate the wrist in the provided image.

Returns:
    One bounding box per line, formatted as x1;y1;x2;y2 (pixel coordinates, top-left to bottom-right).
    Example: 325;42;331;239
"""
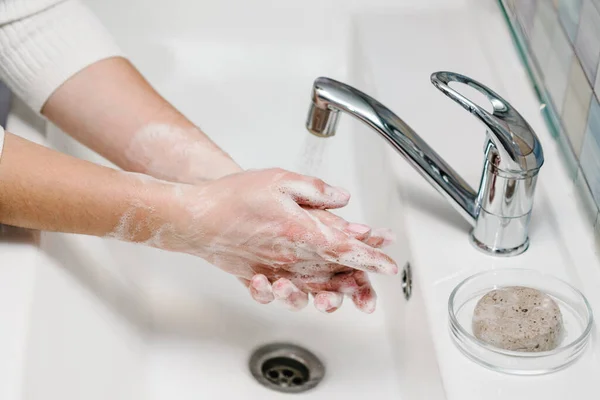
108;172;180;244
126;123;243;184
181;126;244;181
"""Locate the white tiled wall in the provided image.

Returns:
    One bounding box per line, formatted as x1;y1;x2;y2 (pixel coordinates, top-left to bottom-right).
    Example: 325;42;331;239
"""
503;0;600;238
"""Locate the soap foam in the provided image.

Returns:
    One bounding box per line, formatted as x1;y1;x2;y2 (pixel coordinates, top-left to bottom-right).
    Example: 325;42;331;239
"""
126;123;239;183
106;168;392;313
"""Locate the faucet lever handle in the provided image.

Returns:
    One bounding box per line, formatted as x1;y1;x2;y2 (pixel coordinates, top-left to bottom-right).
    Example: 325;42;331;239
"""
431;71;544;174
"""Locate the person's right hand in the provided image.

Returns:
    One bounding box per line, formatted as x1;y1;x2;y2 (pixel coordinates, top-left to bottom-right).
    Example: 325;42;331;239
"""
133;168;397;311
241;217;395;314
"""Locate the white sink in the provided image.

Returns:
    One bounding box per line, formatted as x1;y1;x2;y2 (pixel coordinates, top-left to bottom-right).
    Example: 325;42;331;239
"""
1;1;448;399
4;1;600;400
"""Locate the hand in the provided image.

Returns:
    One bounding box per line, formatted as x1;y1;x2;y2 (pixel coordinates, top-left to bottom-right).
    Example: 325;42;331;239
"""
20;55;397;313
137;168;398;308
241;215;395;314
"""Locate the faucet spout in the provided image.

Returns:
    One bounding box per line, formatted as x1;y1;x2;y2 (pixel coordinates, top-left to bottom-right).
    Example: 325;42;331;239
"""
306;73;544;256
307;77;478;226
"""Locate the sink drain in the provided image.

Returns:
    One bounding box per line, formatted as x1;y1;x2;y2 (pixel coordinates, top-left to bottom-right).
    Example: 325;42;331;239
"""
249;343;325;393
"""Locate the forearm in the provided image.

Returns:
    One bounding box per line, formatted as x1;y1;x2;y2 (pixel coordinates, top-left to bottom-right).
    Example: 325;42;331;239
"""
43;57;242;183
0;131;166;239
1;0;240;183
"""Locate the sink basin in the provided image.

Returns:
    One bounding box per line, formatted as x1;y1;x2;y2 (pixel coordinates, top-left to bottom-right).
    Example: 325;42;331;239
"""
3;1;445;399
5;1;600;399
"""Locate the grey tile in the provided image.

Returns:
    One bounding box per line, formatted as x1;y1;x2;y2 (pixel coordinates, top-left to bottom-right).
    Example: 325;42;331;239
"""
538;0;559;33
515;0;538;37
580;96;600;206
544;23;573;114
557;125;580;179
595;212;600;254
559;0;583;42
562;58;593;157
575;168;599;224
531;1;559;74
594;55;600;94
575;0;600;84
531;24;551;75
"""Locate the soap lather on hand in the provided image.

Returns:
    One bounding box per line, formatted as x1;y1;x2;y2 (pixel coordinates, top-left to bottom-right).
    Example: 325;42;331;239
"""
472;286;563;352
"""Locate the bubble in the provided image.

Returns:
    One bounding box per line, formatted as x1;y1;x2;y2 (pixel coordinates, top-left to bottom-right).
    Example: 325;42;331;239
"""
126;123;239;182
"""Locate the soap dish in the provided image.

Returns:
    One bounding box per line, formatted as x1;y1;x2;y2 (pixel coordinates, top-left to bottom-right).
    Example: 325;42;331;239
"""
448;268;593;375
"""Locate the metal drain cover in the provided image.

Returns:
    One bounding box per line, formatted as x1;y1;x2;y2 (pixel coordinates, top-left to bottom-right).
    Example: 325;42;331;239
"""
249;343;325;393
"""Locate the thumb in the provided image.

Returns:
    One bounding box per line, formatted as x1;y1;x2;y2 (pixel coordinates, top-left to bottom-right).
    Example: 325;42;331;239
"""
279;175;350;209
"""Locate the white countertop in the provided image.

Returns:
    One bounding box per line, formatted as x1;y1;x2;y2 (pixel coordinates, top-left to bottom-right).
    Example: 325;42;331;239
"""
358;2;600;399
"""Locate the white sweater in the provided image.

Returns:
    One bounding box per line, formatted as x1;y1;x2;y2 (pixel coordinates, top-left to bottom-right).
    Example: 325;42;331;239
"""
0;0;123;161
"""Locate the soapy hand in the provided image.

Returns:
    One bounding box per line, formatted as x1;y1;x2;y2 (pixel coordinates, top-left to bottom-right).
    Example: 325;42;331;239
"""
241;211;395;313
120;168;397;312
35;56;392;314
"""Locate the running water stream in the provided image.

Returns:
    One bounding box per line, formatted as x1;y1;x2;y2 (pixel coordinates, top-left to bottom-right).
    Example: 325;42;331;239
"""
296;134;328;176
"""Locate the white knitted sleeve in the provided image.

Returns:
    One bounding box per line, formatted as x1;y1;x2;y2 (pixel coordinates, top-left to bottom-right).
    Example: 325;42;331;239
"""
0;0;123;112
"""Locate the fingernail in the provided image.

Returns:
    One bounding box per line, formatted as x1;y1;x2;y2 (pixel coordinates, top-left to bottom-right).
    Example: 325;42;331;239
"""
273;280;294;298
286;291;309;311
352;287;377;314
360;299;376;314
325;185;350;199
252;290;274;304
380;257;399;275
314;292;343;313
347;223;371;235
251;275;271;291
250;276;274;304
334;186;350;198
314;297;330;313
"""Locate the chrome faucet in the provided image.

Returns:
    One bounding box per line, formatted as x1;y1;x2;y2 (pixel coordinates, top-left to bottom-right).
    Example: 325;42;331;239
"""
306;72;544;256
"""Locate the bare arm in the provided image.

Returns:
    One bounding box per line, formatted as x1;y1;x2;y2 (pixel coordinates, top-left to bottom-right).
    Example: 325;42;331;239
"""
38;57;393;313
0;1;392;313
42;57;242;183
0;131;395;313
0;131;162;239
2;0;237;182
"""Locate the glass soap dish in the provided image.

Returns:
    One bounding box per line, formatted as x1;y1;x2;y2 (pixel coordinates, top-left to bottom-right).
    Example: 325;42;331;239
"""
448;268;593;375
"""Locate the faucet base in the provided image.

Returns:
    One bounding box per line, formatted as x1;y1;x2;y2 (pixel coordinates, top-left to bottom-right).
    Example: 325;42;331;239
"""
469;231;529;257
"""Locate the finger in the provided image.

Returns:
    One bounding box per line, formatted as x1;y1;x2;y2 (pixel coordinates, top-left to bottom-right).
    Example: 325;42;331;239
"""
366;228;395;248
364;235;385;248
279;175;350;209
272;278;309;311
350;271;377;314
345;223;372;241
314;291;344;313
300;270;360;294
306;209;372;241
248;274;275;304
320;234;398;275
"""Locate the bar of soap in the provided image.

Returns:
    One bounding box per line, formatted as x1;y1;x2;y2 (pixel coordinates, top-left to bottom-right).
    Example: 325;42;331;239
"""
472;286;563;352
